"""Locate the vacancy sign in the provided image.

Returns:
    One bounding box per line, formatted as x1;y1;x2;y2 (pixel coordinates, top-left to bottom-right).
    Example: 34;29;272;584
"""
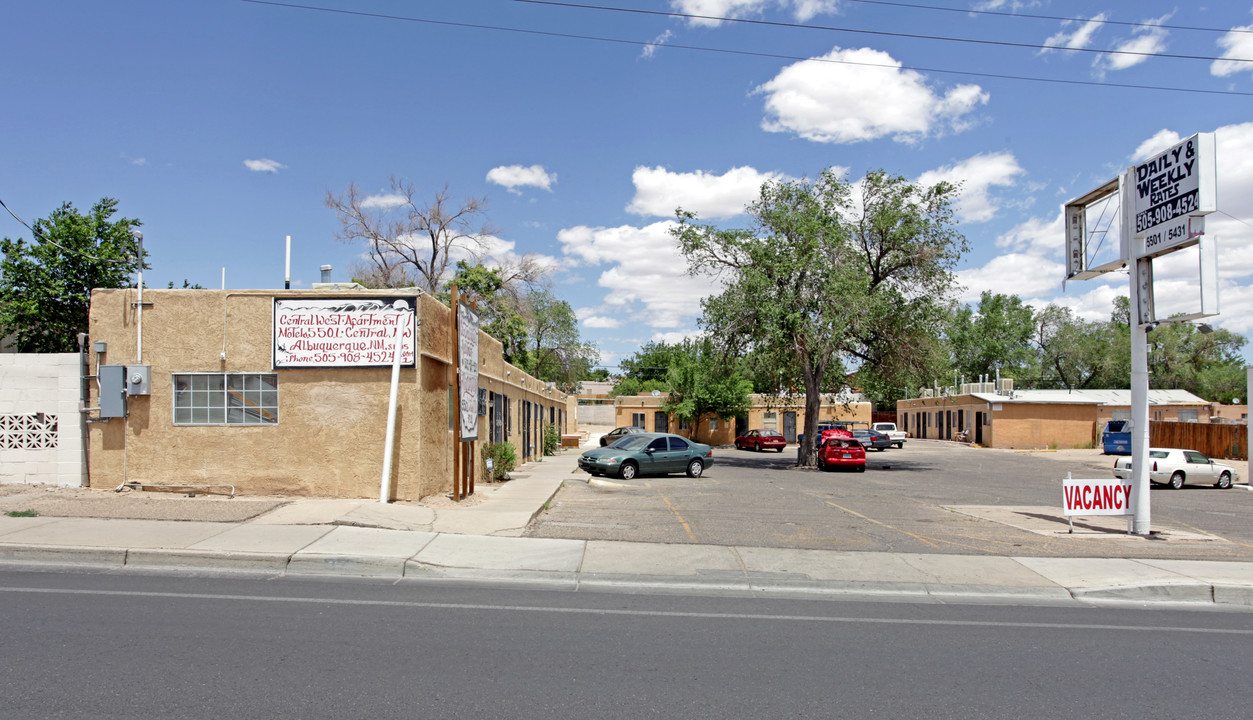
1133;133;1216;259
1063;477;1134;517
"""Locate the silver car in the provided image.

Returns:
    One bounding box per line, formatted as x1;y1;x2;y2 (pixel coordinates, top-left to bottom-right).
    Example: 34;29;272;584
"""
1112;448;1238;489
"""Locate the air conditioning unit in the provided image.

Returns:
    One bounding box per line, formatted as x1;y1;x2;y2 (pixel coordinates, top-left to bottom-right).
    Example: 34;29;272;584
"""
998;378;1014;394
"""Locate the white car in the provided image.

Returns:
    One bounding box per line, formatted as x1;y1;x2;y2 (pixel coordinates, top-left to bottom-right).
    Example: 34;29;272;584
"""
1112;448;1238;489
871;422;906;449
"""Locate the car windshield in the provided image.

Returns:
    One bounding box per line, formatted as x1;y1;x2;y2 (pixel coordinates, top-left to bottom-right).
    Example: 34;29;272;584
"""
611;436;652;451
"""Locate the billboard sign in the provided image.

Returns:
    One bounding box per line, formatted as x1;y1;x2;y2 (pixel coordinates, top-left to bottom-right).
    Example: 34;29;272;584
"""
458;302;480;441
1133;133;1216;259
274;298;415;368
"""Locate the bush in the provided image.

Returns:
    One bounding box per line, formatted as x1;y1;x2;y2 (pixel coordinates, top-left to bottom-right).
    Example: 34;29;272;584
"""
481;442;518;482
543;423;561;456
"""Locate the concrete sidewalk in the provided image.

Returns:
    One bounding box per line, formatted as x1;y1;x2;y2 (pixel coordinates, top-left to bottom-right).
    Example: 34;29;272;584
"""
2;447;1252;609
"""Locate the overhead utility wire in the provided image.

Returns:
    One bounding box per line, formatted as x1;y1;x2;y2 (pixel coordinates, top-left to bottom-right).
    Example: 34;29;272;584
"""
239;1;1253;97
0;197;131;263
843;0;1253;36
514;0;1251;64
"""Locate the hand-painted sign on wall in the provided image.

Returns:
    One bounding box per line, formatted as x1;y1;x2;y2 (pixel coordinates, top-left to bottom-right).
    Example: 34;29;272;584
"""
458;302;480;441
273;298;416;368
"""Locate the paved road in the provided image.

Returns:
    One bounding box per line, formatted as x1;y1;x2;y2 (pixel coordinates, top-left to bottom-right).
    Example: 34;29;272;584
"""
528;441;1253;560
3;568;1252;719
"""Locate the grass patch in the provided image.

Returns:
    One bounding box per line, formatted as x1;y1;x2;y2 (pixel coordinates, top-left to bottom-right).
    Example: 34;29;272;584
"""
6;509;38;518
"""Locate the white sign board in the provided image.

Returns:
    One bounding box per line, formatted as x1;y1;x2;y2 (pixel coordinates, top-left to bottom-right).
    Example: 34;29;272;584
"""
1062;477;1134;517
274;298;415;368
458;302;480;441
1133;133;1215;258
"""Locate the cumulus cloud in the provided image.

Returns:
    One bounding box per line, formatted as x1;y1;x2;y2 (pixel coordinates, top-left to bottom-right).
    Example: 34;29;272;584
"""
244;158;285;173
1094;17;1170;73
670;0;838;27
1211;25;1253;77
1130;129;1182;163
583;316;623;329
955;253;1066;303
1042;15;1106;52
627;165;801;219
558;220;717;329
360;193;409;209
486;164;556;195
755;47;988;144
916;152;1025;224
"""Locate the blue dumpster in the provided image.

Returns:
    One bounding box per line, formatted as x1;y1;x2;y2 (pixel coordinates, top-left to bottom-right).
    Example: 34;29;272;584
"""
1102;420;1131;455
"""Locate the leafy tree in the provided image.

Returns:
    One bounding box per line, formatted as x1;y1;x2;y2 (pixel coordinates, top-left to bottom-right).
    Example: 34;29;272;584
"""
617;341;687;384
662;338;753;443
0;199;143;352
442;261;530;362
608;377;669;397
947;291;1037;383
517;288;599;392
672;169;966;465
326;178;497;293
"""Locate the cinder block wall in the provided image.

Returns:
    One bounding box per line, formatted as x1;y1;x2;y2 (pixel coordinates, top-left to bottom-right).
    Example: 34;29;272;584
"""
0;353;84;486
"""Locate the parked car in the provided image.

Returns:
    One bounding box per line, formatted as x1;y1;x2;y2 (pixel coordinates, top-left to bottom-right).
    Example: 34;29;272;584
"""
735;429;787;452
798;422;851;446
871;422;907;448
851;429;892;451
816;436;866;472
599;425;647;447
1112;448;1238;489
580;432;715;480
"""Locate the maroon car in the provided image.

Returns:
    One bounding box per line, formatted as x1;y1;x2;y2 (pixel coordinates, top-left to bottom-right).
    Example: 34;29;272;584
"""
816;436;866;472
735;429;787;452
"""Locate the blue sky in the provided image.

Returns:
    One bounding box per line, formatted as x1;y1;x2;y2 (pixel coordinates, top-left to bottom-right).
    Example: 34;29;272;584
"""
3;1;1252;370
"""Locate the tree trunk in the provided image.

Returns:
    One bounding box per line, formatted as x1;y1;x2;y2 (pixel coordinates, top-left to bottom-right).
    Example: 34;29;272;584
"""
798;364;824;466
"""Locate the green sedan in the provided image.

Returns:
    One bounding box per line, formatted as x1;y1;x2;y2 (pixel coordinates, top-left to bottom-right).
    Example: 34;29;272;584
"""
578;432;714;480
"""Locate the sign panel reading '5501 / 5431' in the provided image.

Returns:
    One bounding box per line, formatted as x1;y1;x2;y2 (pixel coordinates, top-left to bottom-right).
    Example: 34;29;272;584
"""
273;298;416;369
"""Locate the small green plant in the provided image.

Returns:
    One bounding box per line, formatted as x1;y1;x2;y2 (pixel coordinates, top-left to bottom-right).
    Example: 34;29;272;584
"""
542;423;561;456
481;442;518;482
6;509;38;518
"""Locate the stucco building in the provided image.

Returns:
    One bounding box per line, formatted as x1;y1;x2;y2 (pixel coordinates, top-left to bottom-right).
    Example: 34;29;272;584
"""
85;288;574;500
611;393;871;445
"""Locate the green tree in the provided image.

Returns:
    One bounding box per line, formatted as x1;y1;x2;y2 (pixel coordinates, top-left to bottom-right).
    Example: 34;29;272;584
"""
617;341;687;384
672;169;966;464
0;199;143;352
443;261;529;362
946;291;1037;383
518;288;599;392
662;338;753;443
608;377;669;397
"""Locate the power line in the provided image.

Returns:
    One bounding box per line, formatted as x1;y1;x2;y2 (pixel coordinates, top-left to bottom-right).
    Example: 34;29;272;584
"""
0;196;133;264
239;1;1253;97
514;0;1251;64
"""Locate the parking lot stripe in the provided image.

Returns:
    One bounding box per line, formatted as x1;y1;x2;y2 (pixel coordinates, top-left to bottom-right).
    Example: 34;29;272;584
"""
657;490;698;543
824;500;995;554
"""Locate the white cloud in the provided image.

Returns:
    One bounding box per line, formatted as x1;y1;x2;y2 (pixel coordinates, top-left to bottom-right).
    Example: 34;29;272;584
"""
755;47;988;145
130;157;147;167
1130;129;1182;163
583;316;622;329
1095;18;1170;73
486;164;556;195
1042;15;1106;52
1211;25;1253;77
557;220;718;328
916;152;1025;224
360;193;408;209
641;30;673;59
243;158;285;173
669;0;838;27
994;215;1062;256
651;330;705;344
627;165;801;219
955;253;1066;303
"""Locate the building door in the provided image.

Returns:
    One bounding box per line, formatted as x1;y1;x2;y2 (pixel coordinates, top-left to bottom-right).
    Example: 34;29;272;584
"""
945;411;952;440
654;411;669;434
975;412;984;444
735;416;748;437
783;412;797;443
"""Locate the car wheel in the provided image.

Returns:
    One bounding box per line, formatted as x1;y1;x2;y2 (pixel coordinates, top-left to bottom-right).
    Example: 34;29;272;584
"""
1217;471;1232;489
734;441;742;450
686;459;704;478
620;462;638;481
1168;471;1185;490
816;457;827;471
777;446;784;453
856;465;865;473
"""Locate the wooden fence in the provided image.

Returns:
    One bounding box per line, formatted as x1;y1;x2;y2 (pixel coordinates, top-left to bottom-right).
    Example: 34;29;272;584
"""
1150;421;1247;460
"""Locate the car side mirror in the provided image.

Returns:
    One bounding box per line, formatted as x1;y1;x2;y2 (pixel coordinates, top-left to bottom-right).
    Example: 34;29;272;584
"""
644;448;654;454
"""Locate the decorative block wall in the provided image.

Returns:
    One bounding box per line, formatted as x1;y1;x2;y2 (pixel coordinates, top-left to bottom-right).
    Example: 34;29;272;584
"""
0;354;84;486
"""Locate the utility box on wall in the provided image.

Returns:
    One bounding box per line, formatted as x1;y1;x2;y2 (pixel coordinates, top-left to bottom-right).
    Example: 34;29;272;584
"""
126;365;151;396
98;365;127;418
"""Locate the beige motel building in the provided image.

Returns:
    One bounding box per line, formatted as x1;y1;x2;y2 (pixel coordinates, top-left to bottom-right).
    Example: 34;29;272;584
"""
609;393;872;445
85;288;575;500
896;386;1211;449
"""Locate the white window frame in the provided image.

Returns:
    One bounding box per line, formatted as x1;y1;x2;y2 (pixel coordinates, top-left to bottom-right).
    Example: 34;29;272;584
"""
632;412;646;428
172;373;279;426
763;412;777;430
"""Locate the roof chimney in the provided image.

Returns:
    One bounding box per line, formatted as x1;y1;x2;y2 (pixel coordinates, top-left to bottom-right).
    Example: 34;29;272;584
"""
320;265;333;283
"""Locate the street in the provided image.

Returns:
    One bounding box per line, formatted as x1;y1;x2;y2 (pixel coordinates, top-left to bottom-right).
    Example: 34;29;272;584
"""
2;568;1251;719
530;441;1253;560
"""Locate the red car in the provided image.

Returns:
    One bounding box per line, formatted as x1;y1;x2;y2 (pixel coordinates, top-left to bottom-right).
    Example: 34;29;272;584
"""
735;429;787;452
816;436;866;472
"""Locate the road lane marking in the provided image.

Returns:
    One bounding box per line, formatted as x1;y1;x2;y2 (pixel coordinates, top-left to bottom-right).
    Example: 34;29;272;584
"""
825;501;995;554
657;489;698;542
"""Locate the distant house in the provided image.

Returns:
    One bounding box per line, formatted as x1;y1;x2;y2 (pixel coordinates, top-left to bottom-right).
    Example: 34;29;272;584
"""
896;384;1210;450
611;393;871;445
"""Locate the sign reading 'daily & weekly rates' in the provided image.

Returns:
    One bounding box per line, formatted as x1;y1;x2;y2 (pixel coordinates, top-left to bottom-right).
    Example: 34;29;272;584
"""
1062;477;1134;517
273;298;416;369
1133;133;1215;259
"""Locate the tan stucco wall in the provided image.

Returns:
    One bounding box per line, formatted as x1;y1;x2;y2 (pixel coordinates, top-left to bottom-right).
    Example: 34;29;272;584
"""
612;394;871;445
87;289;570;499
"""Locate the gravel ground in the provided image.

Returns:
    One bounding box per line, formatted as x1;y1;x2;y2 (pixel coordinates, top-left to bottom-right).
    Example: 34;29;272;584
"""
0;484;288;523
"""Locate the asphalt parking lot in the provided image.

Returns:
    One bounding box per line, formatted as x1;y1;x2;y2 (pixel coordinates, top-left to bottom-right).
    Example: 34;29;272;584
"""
526;440;1253;561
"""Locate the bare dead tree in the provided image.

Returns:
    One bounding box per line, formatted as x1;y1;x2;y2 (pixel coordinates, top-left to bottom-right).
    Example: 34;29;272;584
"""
325;177;498;293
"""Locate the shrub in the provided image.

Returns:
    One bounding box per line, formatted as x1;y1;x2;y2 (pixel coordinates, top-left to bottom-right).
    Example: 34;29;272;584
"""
543;423;561;456
481;442;518;482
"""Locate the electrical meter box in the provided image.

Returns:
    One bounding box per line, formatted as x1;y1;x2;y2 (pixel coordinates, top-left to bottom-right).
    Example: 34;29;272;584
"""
126;365;151;396
98;365;127;418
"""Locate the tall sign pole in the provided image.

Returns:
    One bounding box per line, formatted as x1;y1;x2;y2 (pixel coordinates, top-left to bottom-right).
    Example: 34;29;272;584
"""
1125;170;1153;534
